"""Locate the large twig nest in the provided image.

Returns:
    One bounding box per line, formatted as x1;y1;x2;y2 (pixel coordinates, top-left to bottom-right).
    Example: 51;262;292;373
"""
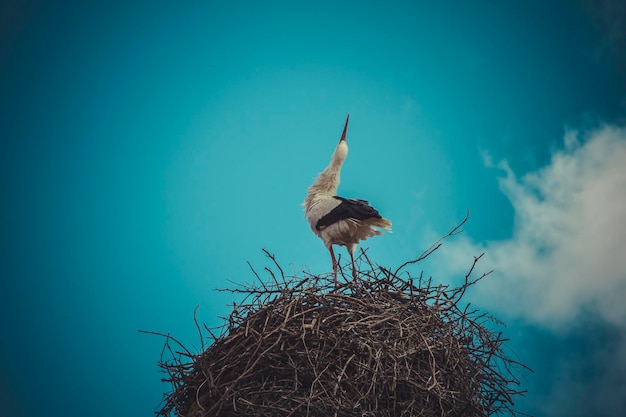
146;219;529;417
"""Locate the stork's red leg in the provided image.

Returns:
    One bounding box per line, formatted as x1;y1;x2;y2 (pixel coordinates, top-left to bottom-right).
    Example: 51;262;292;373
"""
329;246;338;286
349;249;357;279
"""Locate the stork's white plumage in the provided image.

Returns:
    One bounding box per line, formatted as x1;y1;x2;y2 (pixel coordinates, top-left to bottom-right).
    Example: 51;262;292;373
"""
303;114;392;283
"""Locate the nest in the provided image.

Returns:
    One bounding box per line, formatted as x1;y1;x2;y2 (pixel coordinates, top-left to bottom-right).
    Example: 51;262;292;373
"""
145;220;529;417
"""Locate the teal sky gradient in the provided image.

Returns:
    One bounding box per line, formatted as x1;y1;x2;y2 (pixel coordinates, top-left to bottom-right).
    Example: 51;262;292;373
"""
2;1;625;416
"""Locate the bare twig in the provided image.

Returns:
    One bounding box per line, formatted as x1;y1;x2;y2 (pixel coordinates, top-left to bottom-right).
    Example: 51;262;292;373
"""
393;209;470;277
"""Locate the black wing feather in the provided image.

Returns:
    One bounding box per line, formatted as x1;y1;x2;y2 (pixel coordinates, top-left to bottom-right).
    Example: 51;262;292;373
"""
315;196;383;231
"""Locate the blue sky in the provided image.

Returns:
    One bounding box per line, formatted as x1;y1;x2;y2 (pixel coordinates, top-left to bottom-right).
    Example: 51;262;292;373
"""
1;1;625;416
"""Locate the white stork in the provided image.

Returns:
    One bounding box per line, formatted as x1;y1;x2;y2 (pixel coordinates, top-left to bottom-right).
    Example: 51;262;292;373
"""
303;114;392;283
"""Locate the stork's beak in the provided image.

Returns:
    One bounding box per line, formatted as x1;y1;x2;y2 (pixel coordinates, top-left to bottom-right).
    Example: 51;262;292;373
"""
339;113;350;143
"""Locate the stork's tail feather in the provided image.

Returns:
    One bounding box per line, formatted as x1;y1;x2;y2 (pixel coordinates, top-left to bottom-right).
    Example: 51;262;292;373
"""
370;217;392;233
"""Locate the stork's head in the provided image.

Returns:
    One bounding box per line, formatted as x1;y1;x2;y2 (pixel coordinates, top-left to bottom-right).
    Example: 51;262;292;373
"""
332;114;350;164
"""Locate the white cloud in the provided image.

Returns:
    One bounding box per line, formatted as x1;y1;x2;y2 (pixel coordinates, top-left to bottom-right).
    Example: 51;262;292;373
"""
440;125;626;329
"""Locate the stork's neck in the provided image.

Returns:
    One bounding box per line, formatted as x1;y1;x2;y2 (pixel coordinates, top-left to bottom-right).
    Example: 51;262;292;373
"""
309;166;340;195
303;170;339;213
304;145;347;212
